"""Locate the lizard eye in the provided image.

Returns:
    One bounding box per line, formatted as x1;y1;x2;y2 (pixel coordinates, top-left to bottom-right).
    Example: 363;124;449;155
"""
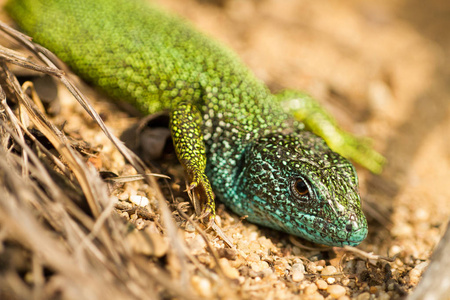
291;178;310;199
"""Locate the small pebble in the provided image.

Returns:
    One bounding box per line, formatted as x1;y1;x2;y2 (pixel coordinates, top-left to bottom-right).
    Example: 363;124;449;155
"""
128;230;168;257
129;195;149;206
292;258;303;264
338;296;350;300
409;268;422;285
148;196;158;209
248;240;261;252
262;266;274;277
258;236;275;251
248;231;258;241
327;284;346;298
356;292;371;300
307;262;318;273
118;200;133;209
191;276;212;298
184;222;195;232
196;253;211;265
251;261;269;273
377;291;391;300
315;279;328;290
219;258;239;279
291;262;305;282
414;208;429;221
118;191;129;201
273;281;286;290
369;286;378;294
307;293;324;300
394;258;404;267
247;253;261;263
326;277;336;284
392;223;413;237
292;270;304;282
389;245;403;256
321;265;337;276
305;283;318;295
189;235;206;255
317;260;326;266
260;261;270;270
299;281;310;290
292;262;305;272
415;261;429;272
217;248;238;260
233;233;243;240
274;259;289;276
250;262;262;272
347;280;356;288
135;218;145;230
230;256;245;269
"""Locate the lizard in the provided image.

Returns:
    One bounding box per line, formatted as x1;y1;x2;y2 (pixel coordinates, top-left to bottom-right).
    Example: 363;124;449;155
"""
6;0;385;246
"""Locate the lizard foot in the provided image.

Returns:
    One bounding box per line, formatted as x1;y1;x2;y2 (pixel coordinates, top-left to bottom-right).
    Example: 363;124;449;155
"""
185;172;216;221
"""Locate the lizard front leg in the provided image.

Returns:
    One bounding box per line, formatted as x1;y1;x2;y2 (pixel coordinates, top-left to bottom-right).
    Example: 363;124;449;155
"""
170;102;215;220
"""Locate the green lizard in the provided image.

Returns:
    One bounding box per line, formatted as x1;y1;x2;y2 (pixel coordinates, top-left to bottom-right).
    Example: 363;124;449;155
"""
6;0;385;246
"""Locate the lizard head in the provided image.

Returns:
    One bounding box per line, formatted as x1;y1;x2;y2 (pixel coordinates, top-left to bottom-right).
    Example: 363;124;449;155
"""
234;131;368;246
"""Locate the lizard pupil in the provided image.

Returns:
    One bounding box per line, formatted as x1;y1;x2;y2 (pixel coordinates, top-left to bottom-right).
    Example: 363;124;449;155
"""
293;178;309;197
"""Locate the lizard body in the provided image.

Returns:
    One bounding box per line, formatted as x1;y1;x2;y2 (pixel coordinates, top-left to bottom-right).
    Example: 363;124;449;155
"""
6;0;384;246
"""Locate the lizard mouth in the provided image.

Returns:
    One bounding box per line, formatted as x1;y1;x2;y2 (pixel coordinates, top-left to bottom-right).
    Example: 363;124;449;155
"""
316;220;367;246
281;213;368;247
243;197;368;246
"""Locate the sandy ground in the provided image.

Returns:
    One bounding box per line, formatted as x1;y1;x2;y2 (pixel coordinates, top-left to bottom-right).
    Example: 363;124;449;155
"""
156;0;450;286
0;0;449;299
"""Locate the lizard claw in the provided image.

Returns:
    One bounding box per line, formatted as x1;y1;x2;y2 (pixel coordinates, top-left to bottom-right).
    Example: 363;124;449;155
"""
185;173;216;219
185;181;198;192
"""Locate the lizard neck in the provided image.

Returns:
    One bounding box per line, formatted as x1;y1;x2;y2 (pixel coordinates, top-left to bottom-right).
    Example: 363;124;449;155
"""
201;89;293;208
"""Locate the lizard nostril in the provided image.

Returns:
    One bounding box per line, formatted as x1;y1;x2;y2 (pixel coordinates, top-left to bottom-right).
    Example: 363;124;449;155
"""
345;223;353;232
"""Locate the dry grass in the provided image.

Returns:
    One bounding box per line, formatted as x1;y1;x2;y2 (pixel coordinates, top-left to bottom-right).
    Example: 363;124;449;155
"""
0;22;225;300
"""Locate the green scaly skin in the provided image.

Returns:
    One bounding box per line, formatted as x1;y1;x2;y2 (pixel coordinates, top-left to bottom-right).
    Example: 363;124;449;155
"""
6;0;384;246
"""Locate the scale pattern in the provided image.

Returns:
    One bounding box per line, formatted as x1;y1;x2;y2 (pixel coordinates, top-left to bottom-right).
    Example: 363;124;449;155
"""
7;0;369;246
